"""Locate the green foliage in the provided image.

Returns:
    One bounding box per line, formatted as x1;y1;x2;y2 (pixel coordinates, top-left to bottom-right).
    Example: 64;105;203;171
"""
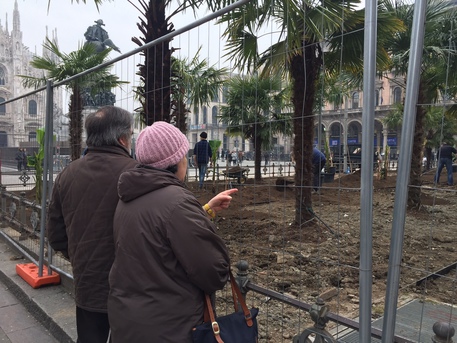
220;74;292;143
219;74;292;180
20;38;126;161
208;140;222;183
170;50;227;132
32;128;46;202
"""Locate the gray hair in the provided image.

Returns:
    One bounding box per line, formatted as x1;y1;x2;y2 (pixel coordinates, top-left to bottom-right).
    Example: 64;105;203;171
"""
85;106;133;147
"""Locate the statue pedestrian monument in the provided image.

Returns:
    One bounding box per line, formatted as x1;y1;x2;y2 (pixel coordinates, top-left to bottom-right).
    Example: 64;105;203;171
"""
84;19;121;53
82;19;121;107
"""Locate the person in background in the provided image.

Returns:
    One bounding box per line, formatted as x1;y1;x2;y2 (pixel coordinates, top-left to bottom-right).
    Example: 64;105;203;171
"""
312;147;326;191
15;148;23;171
108;122;237;342
434;142;456;186
22;148;29;171
193;132;212;189
47;106;137;343
264;151;270;166
231;150;238;166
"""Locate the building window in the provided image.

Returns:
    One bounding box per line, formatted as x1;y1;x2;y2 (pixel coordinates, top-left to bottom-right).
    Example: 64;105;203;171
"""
194;111;199;125
0;131;7;147
29;100;37;116
212;91;219;103
29;132;37;141
393;87;402;104
375;90;379;107
0;68;5;85
203;106;207;124
0;97;5;115
212;106;218;125
222;86;228;103
352;92;359;109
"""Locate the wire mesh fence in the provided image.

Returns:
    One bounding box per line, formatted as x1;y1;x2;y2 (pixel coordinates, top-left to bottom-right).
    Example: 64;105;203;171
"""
1;0;457;342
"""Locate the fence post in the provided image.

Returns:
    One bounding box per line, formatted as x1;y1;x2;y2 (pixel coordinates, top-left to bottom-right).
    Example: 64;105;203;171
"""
235;260;250;300
0;186;6;227
19;192;26;237
292;298;337;343
432;321;455;343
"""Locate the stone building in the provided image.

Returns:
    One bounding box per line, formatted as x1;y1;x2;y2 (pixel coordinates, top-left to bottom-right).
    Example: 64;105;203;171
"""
0;0;64;148
188;74;405;163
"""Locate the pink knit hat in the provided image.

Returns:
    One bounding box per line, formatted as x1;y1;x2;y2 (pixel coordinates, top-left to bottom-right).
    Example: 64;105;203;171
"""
136;122;189;170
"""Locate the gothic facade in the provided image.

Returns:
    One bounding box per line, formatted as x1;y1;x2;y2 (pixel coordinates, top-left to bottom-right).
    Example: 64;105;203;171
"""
0;0;64;148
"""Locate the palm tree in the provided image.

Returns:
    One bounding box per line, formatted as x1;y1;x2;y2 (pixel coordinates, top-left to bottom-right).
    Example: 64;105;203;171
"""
219;74;292;180
129;0;227;126
385;0;457;208
58;0;226;127
170;51;227;133
384;104;457;172
20;38;126;161
219;0;403;224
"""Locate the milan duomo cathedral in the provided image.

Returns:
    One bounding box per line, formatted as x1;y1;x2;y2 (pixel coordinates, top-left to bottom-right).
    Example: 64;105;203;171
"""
0;0;64;148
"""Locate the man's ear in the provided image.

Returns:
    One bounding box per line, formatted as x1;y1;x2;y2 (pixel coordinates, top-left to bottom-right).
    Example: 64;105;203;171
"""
118;136;128;148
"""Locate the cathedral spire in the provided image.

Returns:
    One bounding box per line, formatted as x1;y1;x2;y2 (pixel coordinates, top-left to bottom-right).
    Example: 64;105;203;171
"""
13;0;20;33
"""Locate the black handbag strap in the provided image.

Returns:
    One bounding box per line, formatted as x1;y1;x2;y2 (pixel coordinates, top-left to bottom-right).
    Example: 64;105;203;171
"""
202;268;254;343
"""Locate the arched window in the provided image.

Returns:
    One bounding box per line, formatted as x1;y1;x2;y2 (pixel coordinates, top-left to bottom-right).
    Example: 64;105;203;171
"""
0;68;5;85
29;132;37;141
203;106;207;124
0;131;7;147
212;106;218;125
348;123;359;137
393;87;402;104
330;124;341;137
0;97;5;115
352;92;359;109
29;100;37;116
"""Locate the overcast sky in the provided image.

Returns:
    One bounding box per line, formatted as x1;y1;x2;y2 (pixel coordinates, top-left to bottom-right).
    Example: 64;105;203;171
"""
2;0;229;66
2;0;233;113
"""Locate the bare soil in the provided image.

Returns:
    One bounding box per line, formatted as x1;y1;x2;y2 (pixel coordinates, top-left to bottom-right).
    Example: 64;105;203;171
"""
190;169;457;340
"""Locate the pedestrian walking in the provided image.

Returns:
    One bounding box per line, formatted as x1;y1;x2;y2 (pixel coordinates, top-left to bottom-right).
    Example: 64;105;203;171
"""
312;147;326;191
434;142;456;186
193;132;212;189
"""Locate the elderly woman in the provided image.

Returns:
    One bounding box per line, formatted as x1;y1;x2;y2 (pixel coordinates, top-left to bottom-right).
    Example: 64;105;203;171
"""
108;121;237;342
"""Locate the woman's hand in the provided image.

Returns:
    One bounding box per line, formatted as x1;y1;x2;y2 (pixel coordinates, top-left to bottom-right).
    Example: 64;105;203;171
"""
206;188;238;213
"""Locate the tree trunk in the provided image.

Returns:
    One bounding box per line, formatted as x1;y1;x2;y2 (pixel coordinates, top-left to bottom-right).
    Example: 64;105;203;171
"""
290;42;321;225
408;83;426;209
69;86;83;161
424;129;434;170
134;0;173;125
